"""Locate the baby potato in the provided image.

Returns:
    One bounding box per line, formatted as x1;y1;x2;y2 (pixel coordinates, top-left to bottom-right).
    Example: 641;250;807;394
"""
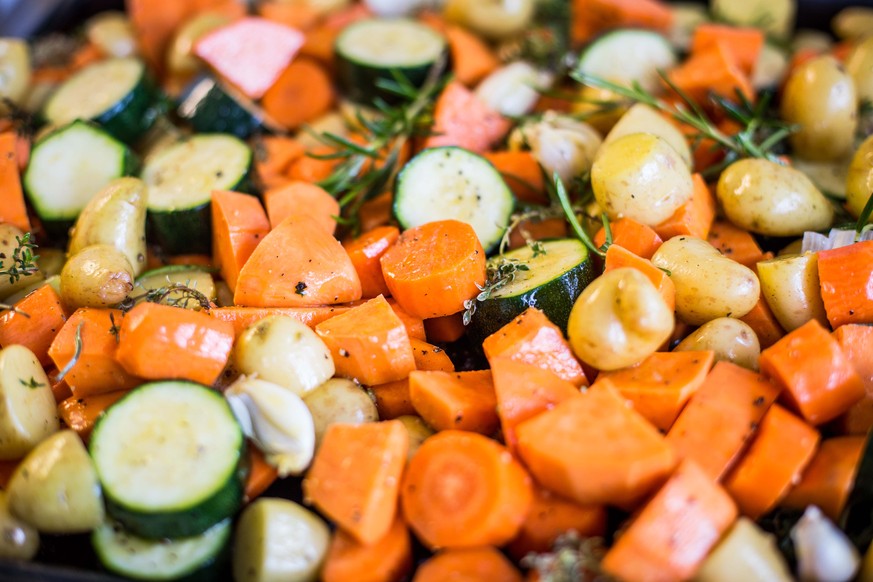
85;12;137;58
757;253;828;332
396;415;434;460
302;378;378;447
652;236;760;326
599;104;692;168
781;56;858;161
591;133;693;227
847;37;873;105
567;267;674;371
0;345;59;460
0;223;44;301
60;244;134;309
675;318;761;371
717;158;834;237
444;0;535;40
846;135;873;222
0;491;38;560
0;38;31;107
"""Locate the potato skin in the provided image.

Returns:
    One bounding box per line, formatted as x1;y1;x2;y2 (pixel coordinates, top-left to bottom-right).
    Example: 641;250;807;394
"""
847;36;873;104
675;317;761;371
757;253;828;333
60;244;134;309
600;104;692;168
0;491;38;560
847;134;873;222
717;159;834;237
303;378;378;446
0;345;59;460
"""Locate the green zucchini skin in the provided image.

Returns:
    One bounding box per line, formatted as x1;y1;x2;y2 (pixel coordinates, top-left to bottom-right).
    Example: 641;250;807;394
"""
177;77;280;140
95;72;165;144
146;204;214;257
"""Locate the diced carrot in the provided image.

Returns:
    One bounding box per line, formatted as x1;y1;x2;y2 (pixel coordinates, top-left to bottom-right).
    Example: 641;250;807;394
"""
253;136;305;188
571;0;673;44
303;421;408;544
722;405;819;519
690;24;765;75
738;296;785;349
594;218;663;260
402;430;532;549
482;307;588;388
343;226;400;299
243;446;278;503
387;299;426;341
380;220;486;319
0;132;30;232
834;325;873;435
782;436;865;521
287;147;341;183
413;547;523;582
423;81;511;154
0;285;68;367
516;384;677;509
667;41;755;106
209;305;353;338
423;313;466;344
370;380;415;420
666;361;782;480
409;370;498;434
58;391;127;441
299;3;371;63
257;1;320;31
211;190;270;292
653;174;716;241
116;302;234;386
484;151;547;205
410;338;454;373
506;218;569;251
490;357;580;452
263;181;339;236
234;216;362;307
50;373;73;404
323;513;412;582
262;57;335;130
315;296;415;385
759;319;865;425
48;308;142;398
127;0;198;71
358;191;393;232
817;241;873;328
602;460;737;582
595;351;715;432
707;219;768;269
690;135;725;174
603;244;676;312
443;25;500;87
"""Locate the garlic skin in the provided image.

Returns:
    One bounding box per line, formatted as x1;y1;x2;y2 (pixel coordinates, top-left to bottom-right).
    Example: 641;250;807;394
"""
792;505;859;582
510;112;603;184
226;377;316;478
475;61;554;117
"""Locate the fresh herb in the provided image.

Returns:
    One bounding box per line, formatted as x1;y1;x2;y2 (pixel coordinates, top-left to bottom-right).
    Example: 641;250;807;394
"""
855;191;873;240
119;281;212;312
0;303;29;318
0;232;39;285
108;312;121;343
462;257;531;326
528;239;548;258
55;321;84;383
553;173;606;258
522;531;613;582
19;376;44;389
1;98;37;139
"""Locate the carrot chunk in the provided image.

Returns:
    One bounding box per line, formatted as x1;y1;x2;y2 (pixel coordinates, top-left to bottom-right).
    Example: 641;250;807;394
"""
409;370;498;435
782;436;865;520
707;219;768;268
571;0;673;44
604;244;676;312
738;296;785;349
58;390;127;441
423;313;466;344
413;547;523;582
484;151;547;205
263;181;340;236
211;190;270;292
0;132;30;232
594;218;663;260
243;446;278;503
209;305;353;339
834;324;873;435
0;285;67;366
817;241;873;328
442;25;500;87
667;41;755;105
690;24;765;75
323;514;412;582
343;226;400;299
653;173;716;241
253;136;305;188
262;57;334;130
370;380;415;420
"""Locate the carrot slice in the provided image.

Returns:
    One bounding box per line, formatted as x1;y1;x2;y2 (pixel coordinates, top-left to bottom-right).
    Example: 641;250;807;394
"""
410;338;454;373
0;285;68;366
482;307;587;387
409;370;498;434
0;132;30;232
380;220;486;319
484;151;547;205
707;220;769;269
262;57;334;130
234;216;362;307
667;41;755;105
387;299;426;341
209;305;352;338
653;173;716;241
413;547;523;582
343;226;400;299
722;405;819;519
690;24;765;75
595;351;715;431
423;313;466;344
782;436;865;520
602;460;737;582
516;384;677;509
253;136;305;188
834;325;873;435
263;181;340;236
571;0;673;44
443;25;500;87
323;513;412;582
506;217;569;251
58;391;127;441
666;361;781;480
211;190;270;292
243;446;278;503
738;296;785;349
594;218;663;260
257;1;320;31
423;81;511;154
303;420;408;544
370;380;415;420
603;244;676;312
817;241;873;328
116;302;234;386
759;319;865;425
401;430;532;549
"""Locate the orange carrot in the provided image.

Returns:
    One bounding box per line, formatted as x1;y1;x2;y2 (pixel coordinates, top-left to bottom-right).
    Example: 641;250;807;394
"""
506;217;569;251
595;351;715;432
243;446;278;502
782;436;865;520
571;0;673;44
0;132;30;232
303;420;408;544
257;1;320;31
370;380;415;420
410;338;455;373
380;220;486;319
209;305;353;338
834;325;873;435
666;361;782;480
127;0;202;72
423;81;511;154
738;296;785;349
484;151;547;205
287;146;341;183
603;244;676;312
358;191;393;232
690;24;765;75
653;174;716;241
413;547;523;582
263;181;340;236
817;241;873;328
234;216;362;307
48;308;142;398
602;460;737;582
759;319;865;425
516;384;677;509
299;3;371;64
253;136;305;188
667;41;755;105
409;370;498;434
116;302;234;386
0;285;68;367
387;299;426;341
483;307;588;387
707;220;769;269
722;405;819;519
443;25;500;87
50;373;73;404
315;295;415;385
58;391;127;441
343;226;400;299
594;218;663;260
262;57;334;130
423;313;466;344
490;357;580;452
211;190;270;292
401;430;532;549
323;513;412;582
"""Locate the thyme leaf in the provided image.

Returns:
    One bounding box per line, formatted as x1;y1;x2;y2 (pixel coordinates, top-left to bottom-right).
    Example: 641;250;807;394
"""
0;233;40;285
119;281;212;313
462;257;531;326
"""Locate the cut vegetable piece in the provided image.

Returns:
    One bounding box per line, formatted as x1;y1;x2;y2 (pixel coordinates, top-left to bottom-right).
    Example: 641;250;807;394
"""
817;241;873;328
484;150;546;205
667;40;755;104
695;517;793;582
371;380;416;420
410;338;454;373
211;190;269;292
739;296;785;349
0;132;30;233
343;226;400;299
0;345;59;461
423;82;511;154
322;513;412;582
243;447;278;503
603;243;676;312
262;57;335;131
413;547;523;582
783;436;864;521
177;76;283;139
209;305;353;338
424;313;465;344
263;181;339;235
834;325;873;435
594;217;663;260
408;370;498;434
575;29;676;93
252;135;304;187
442;24;499;86
571;0;673;44
58;391;126;442
90;381;245;538
0;284;67;367
690;24;764;74
134;265;217;304
653;173;716;241
707;219;768;269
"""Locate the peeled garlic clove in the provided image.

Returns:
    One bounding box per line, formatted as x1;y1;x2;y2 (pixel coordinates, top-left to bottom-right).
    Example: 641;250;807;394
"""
475;61;553;117
792;505;859;582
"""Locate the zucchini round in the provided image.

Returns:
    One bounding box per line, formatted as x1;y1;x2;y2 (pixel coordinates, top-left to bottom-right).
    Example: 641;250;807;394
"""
177;77;283;140
575;29;677;93
135;265;217;305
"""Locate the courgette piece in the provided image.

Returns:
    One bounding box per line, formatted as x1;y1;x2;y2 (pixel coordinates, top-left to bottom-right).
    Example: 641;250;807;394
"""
134;265;217;306
468;239;597;342
142;134;253;255
575;29;677;93
43;57;162;143
394;146;514;253
335;18;449;103
177;77;283;140
90;381;247;539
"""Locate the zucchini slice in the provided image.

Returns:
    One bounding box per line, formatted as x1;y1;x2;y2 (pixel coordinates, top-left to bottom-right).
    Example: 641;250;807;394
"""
336;18;448;103
142;134;253;255
43;57;161;143
394;146;514;253
575;29;677;93
133;265;217;309
177;77;283;140
469;239;597;341
90;381;247;539
93;519;231;581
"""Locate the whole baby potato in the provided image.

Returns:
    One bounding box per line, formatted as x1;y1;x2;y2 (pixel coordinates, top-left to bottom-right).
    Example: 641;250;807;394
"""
60;244;134;309
847;134;873;222
303;378;378;447
652;236;760;326
591;133;693;227
717;159;834;237
847;36;873;104
675;317;761;371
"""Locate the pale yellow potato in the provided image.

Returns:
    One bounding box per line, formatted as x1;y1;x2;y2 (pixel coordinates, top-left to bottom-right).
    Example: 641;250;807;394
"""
675;318;761;371
591;133;693;226
60;244;134;309
847;36;873;104
396;415;434;460
847;134;873;222
832;7;873;40
599;104;692;168
0;491;38;560
85;12;137;58
717;158;834;237
757;253;828;332
0;39;31;107
695;518;792;582
781;56;857;161
0;224;44;301
652;236;759;326
444;0;535;40
0;345;59;460
303;378;378;447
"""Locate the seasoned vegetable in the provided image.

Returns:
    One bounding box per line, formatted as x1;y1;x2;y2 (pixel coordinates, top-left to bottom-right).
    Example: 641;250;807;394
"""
60;244;135;310
302;378;378;446
0;491;38;561
0;345;58;460
675;317;761;370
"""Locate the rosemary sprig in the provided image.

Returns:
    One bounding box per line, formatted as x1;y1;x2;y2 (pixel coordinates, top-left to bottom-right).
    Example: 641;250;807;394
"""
55;321;84;383
119;281;212;313
553;174;606;259
0;233;39;285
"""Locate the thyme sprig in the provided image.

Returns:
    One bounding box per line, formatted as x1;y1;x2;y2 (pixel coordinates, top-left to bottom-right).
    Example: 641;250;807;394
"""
522;531;613;582
119;281;212;313
0;233;39;285
462;257;531;326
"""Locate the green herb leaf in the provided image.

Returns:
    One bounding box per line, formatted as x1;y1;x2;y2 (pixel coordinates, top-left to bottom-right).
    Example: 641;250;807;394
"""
55;321;84;383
